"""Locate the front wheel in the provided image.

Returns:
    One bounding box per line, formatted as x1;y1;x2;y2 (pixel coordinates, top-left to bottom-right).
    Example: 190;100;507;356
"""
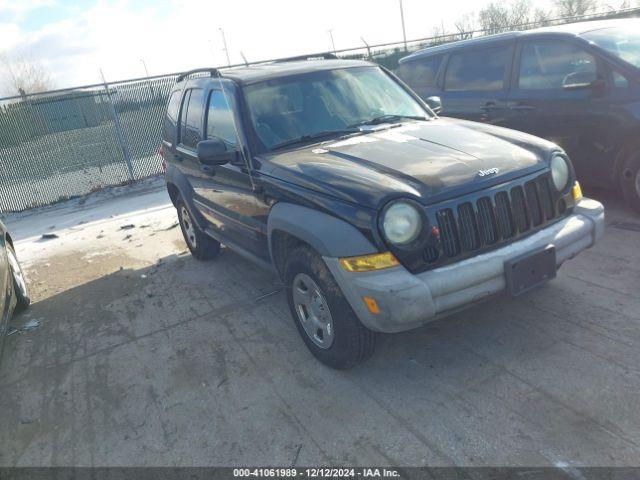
176;197;221;260
621;151;640;214
285;246;376;369
6;243;30;312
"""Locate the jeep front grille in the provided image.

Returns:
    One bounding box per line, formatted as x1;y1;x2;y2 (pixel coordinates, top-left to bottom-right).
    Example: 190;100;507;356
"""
425;174;560;265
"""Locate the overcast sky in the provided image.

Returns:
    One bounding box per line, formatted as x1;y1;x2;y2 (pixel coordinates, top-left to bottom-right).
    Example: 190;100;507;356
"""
1;0;560;92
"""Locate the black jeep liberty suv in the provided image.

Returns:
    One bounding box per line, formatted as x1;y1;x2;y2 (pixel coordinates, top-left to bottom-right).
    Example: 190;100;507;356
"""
161;58;604;369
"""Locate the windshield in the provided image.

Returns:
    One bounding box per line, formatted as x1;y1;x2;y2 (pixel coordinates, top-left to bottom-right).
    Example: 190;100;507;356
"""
243;66;429;151
583;26;640;69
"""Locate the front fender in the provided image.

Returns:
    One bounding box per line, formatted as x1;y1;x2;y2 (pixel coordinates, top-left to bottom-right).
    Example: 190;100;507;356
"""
267;203;378;260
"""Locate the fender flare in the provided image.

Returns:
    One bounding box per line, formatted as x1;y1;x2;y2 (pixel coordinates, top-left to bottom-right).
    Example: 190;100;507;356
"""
164;165;208;229
267;203;378;261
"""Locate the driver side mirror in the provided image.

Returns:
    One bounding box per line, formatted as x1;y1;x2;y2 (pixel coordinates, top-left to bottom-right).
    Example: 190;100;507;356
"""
425;96;443;114
196;138;238;166
562;71;603;92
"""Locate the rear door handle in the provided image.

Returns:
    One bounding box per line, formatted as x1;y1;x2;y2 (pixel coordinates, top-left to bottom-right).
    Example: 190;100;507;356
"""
482;101;498;111
173;154;183;162
509;103;536;112
201;165;214;174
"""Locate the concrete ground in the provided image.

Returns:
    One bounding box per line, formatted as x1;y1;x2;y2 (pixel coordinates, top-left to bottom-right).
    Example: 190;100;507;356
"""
0;177;639;467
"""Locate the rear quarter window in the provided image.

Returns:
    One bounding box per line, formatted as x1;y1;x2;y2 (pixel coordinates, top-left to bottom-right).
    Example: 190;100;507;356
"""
444;46;511;91
162;90;182;143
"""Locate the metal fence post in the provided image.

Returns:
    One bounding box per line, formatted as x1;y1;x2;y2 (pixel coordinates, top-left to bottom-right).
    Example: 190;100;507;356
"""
100;70;135;181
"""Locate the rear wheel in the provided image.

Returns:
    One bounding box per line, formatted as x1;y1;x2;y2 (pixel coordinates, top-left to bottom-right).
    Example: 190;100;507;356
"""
6;243;29;312
176;197;221;260
621;151;640;214
284;245;376;369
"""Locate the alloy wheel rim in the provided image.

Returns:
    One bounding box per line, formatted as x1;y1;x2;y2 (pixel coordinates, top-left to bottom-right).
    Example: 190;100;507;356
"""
181;206;197;248
292;273;334;349
7;247;27;298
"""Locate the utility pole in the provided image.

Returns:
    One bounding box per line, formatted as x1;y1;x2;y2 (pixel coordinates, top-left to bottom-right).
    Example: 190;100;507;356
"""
327;29;337;55
220;28;231;66
399;0;408;52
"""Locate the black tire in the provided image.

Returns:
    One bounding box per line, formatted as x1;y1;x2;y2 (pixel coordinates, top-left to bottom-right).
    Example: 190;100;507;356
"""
176;196;221;260
621;151;640;214
6;242;30;312
284;245;376;369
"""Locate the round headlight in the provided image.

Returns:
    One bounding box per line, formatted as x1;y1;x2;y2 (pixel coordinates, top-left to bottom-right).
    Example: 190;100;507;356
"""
382;201;422;245
551;154;570;191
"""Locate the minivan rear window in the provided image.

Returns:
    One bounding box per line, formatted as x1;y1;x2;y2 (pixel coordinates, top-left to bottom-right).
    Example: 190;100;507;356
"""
444;46;510;91
397;56;442;94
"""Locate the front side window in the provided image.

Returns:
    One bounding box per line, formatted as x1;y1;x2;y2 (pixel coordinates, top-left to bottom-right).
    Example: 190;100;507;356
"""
444;46;510;91
612;70;629;89
206;90;238;146
243;66;429;150
582;26;640;69
397;56;442;93
518;41;597;90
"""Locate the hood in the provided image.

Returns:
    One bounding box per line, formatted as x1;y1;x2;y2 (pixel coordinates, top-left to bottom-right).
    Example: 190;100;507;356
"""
260;117;557;209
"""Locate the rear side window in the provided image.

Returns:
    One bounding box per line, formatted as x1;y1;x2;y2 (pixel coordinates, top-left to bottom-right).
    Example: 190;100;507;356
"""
162;90;181;143
206;90;238;146
180;88;204;149
518;41;597;90
444;46;511;91
397;56;442;93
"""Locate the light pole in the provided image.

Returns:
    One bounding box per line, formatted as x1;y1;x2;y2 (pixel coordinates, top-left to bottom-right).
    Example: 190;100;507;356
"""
140;59;154;95
219;28;231;66
399;0;408;52
327;29;337;55
360;37;372;60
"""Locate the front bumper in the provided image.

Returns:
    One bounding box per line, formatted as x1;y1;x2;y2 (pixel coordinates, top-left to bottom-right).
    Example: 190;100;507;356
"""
324;198;604;333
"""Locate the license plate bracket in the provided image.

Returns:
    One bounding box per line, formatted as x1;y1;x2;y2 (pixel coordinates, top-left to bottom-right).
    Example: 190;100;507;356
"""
505;246;557;297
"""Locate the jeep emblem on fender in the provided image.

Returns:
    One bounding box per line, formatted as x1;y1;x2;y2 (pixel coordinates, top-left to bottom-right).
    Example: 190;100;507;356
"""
478;167;500;177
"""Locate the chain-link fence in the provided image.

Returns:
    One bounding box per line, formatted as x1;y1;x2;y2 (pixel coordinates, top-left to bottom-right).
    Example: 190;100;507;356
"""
1;7;639;212
0;74;180;212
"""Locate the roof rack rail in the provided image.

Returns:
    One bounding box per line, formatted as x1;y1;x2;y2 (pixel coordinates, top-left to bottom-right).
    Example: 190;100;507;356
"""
176;68;221;83
275;53;338;63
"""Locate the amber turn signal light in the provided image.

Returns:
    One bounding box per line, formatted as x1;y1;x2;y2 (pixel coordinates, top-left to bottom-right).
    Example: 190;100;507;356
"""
339;252;400;272
572;181;583;202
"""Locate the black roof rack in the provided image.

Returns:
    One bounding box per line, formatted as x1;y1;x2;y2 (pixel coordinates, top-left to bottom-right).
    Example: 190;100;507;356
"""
176;68;221;83
274;53;338;63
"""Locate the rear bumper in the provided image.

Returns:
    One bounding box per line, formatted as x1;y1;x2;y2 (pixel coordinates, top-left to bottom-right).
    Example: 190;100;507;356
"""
324;198;604;333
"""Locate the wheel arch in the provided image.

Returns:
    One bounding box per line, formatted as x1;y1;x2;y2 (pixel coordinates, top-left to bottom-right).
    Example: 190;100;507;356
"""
267;203;378;279
164;166;208;229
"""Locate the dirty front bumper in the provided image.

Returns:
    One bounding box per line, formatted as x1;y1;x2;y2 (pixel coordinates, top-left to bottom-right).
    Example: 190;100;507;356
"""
324;198;604;333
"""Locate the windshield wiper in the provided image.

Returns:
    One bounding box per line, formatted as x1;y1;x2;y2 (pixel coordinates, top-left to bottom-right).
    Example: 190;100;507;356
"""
270;129;360;151
348;114;429;128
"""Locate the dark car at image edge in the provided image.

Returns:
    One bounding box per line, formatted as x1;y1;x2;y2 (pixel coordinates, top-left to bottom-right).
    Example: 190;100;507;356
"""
398;19;640;212
161;58;604;369
0;219;30;360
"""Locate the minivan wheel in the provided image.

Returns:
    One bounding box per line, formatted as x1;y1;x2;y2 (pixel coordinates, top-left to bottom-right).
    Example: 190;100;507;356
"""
6;243;30;312
621;152;640;214
176;197;221;260
284;246;376;369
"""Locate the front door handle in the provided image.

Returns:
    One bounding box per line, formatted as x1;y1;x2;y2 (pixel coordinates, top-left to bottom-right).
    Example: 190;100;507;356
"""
201;165;215;174
482;101;497;111
173;154;183;162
